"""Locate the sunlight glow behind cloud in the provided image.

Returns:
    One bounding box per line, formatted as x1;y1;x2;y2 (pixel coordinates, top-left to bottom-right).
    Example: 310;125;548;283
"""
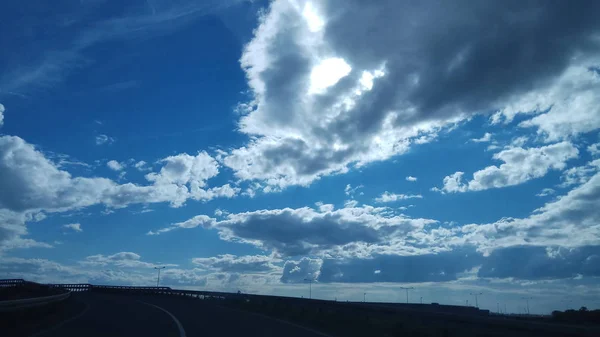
309;57;352;94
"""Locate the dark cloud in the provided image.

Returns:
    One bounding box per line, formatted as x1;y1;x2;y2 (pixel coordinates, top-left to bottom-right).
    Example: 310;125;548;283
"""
227;0;600;189
215;206;429;257
324;0;600;127
219;209;383;256
478;245;600;280
318;248;483;283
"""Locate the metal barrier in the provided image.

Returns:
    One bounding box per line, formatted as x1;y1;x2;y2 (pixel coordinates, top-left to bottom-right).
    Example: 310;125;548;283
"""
0;292;71;312
0;279;71;312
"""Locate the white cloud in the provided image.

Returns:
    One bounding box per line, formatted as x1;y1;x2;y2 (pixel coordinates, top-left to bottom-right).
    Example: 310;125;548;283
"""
192;254;281;273
344;184;363;196
62;223;82;232
134;160;151;171
145;152;220;200
375;192;422;203
147;214;215;235
536;188;555;197
0;103;4;127
458;168;600;252
0;135;236;249
589;143;600;157
437;142;579;193
221;0;600;192
95;134;115;145
471;133;492;143
493;64;600;142
107;160;125;171
154;205;437;258
558;159;600;188
82;251;177;269
405;176;417;182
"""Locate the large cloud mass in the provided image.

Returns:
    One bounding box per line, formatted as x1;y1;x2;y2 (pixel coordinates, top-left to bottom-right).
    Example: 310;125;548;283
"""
0;135;235;250
223;0;600;190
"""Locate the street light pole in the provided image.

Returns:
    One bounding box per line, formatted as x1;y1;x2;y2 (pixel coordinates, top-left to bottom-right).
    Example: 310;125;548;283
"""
521;297;533;315
470;292;483;308
154;266;165;287
364;292;366;302
304;278;313;299
399;287;414;304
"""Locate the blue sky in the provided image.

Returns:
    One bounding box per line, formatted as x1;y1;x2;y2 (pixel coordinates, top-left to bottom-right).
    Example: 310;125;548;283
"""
1;0;600;314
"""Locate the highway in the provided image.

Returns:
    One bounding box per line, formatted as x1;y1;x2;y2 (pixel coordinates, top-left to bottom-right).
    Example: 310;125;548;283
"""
28;292;332;337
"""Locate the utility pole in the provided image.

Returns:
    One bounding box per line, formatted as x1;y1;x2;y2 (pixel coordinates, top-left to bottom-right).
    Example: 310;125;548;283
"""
363;292;366;302
303;278;314;299
470;292;483;308
154;266;165;287
466;299;469;306
521;297;532;315
420;296;423;304
399;287;414;304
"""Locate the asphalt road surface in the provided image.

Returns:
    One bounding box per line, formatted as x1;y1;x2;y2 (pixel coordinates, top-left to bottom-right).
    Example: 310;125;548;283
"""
28;293;332;337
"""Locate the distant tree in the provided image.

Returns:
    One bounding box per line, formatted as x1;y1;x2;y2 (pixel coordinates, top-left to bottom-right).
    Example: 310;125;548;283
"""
579;306;588;312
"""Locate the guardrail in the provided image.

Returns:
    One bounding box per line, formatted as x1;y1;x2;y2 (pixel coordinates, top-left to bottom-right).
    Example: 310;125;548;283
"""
0;292;71;312
0;279;71;312
11;280;492;318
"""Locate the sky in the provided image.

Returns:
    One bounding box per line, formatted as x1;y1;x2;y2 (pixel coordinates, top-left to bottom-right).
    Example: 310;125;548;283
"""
1;0;600;315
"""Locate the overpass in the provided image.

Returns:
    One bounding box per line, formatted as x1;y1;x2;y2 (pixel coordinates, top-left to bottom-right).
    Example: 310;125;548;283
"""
2;279;598;337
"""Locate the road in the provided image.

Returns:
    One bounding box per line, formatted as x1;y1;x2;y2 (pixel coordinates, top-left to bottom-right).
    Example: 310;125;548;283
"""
28;292;332;337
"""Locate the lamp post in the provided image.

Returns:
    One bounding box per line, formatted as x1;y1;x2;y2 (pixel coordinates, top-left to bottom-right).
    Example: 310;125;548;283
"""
470;292;483;308
154;266;165;287
304;278;314;299
363;292;366;302
521;297;533;315
399;287;414;304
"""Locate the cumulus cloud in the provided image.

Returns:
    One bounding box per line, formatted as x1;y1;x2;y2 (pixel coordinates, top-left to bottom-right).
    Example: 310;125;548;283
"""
558;159;600;188
0;256;208;287
82;251;177;269
107;160;125;171
0;103;4;127
192;254;280;273
62;223;82;232
147;215;216;235
0;135;235;249
153;205;437;258
280;257;322;283
470;133;492;143
494;64;600;142
95;134;114;145
375;192;422;203
405;176;417;182
536;188;555;197
457;168;600;252
221;0;600;191
344;184;363;196
437;142;579;193
134;160;151;171
589;143;600;157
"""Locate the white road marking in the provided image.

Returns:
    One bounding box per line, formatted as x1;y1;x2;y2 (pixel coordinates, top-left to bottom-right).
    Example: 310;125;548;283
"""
29;302;90;337
138;300;187;337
